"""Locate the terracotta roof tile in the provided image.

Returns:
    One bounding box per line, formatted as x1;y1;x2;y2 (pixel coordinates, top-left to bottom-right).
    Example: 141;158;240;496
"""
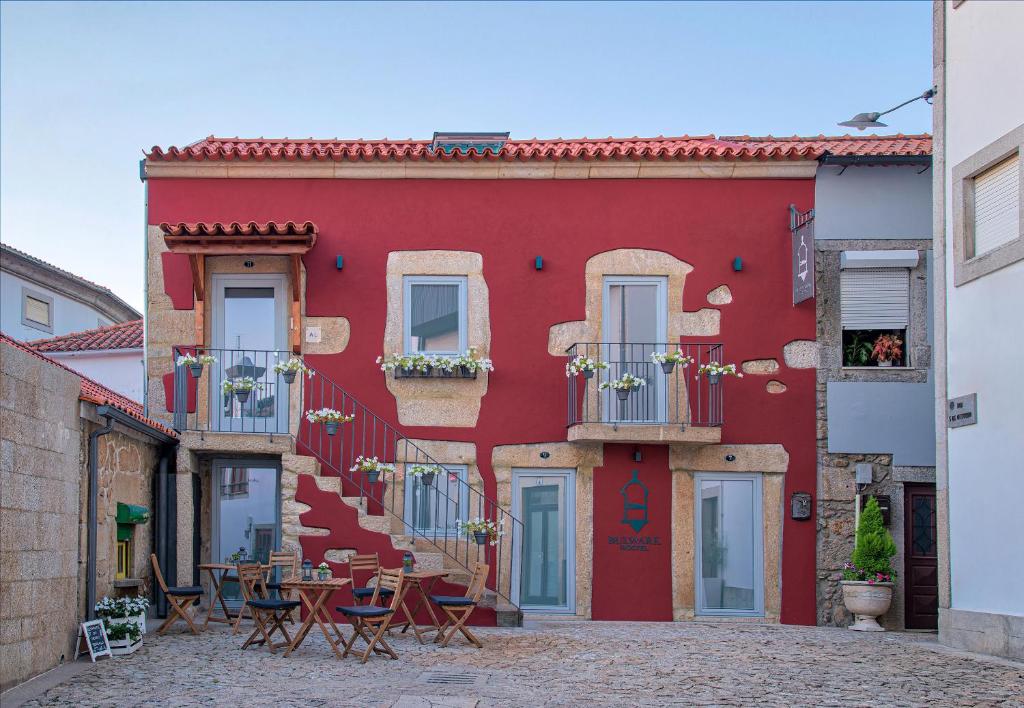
28;319;143;353
158;221;317;237
1;333;176;439
148;133;931;163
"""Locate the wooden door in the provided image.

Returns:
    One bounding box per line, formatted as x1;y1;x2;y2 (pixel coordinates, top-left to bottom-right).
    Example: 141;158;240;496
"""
903;484;938;630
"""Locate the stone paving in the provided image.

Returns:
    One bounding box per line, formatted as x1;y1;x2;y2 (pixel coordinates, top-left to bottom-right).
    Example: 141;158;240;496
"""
21;620;1024;707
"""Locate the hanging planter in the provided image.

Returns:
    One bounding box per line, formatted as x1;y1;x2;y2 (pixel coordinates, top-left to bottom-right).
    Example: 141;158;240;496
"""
565;354;609;380
177;353;216;379
650;350;694;375
696;362;743;386
410;464;440;486
457;518;504;547
223;377;262;404
305;408;355;436
350;456;395;485
273;357;313;385
600;373;647;400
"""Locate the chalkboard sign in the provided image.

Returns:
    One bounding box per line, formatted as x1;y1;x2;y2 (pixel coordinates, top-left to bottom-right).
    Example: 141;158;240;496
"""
75;620;111;662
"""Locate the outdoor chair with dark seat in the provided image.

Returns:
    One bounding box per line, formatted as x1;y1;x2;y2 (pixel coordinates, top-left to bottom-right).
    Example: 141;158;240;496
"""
265;550;300;621
431;562;489;648
149;553;204;635
348;552;395;606
237;562;301;653
337;567;404;663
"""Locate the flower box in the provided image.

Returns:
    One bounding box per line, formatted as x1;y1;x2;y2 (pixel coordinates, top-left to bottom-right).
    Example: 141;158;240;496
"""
109;636;143;656
394;367;477;379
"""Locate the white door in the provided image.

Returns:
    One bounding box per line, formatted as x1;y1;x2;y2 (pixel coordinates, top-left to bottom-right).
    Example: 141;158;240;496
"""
695;473;764;616
601;276;668;423
211;275;289;433
511;469;575;613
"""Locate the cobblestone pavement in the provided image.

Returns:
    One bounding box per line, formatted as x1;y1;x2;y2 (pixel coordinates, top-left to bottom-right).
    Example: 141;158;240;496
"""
22;620;1024;707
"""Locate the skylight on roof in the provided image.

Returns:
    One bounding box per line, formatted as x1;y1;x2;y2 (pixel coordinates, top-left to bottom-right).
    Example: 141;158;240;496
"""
431;132;510;154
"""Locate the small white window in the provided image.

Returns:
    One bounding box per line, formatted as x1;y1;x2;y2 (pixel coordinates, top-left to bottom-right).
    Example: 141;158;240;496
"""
403;276;467;355
406;464;468;535
22;289;53;333
972;154;1020;258
840;268;909;367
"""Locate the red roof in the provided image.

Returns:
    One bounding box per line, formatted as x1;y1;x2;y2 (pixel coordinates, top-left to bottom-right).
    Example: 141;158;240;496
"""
1;333;176;439
29;319;143;353
148;133;931;163
159;221;317;237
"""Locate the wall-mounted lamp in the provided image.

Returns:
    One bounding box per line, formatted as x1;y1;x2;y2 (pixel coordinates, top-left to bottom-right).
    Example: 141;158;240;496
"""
838;88;936;131
535;256;543;271
732;257;743;272
633;447;642;463
336;255;344;270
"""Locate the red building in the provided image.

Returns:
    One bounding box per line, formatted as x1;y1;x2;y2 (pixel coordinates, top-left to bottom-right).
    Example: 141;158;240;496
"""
143;133;914;626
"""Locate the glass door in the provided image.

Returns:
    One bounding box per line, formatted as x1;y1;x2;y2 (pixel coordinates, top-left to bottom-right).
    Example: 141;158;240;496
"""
211;275;288;433
212;461;281;605
602;276;667;423
512;470;575;613
405;464;468;536
695;474;764;616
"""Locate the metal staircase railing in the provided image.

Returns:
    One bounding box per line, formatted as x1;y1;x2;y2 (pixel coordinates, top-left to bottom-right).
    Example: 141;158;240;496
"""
296;365;522;606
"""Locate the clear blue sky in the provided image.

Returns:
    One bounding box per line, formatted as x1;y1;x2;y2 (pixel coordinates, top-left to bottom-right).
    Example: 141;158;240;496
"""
1;1;932;312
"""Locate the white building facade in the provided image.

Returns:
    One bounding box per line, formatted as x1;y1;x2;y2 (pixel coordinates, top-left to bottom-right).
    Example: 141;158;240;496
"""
934;0;1024;660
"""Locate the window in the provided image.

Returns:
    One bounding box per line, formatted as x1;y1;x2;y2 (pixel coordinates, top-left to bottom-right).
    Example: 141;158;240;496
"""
21;288;53;333
840;263;911;367
953;125;1024;285
406;464;468;535
403;276;467;355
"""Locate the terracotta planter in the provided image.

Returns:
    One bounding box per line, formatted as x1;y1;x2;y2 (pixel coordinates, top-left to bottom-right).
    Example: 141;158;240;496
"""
188;363;204;379
841;581;893;631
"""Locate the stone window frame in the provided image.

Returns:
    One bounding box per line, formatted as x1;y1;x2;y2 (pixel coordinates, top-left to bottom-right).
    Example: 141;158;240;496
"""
404;462;469;537
402;274;468;355
21;286;54;334
952;123;1024;286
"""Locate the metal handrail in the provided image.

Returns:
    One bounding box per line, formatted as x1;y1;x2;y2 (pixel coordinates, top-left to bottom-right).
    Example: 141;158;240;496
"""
566;342;724;428
170;346;522;606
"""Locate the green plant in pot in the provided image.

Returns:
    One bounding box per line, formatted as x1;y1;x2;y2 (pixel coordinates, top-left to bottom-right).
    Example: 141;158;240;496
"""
841;496;897;631
843;331;874;366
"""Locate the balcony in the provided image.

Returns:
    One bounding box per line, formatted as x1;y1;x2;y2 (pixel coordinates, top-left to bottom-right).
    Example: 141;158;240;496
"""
565;342;724;445
172;347;298;438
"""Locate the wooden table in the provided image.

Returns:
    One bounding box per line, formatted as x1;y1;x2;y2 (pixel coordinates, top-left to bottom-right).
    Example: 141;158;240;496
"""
393;569;449;644
198;563;242;627
281;577;351;659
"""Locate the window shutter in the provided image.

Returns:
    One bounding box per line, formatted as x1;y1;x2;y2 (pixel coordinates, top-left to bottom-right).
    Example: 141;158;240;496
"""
840;268;909;330
973;154;1020;257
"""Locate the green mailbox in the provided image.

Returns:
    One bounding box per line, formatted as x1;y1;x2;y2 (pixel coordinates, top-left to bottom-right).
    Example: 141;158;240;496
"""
115;503;149;580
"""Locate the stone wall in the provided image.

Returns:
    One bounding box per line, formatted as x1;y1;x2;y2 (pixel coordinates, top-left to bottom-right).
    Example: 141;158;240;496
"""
0;342;83;692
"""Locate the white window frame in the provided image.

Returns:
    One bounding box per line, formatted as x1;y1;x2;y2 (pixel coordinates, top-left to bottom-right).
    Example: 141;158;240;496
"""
402;275;468;355
694;472;764;618
405;463;469;536
21;287;54;333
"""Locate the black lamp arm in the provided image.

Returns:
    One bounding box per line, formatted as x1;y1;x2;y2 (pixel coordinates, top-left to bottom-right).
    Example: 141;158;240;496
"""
877;88;937;119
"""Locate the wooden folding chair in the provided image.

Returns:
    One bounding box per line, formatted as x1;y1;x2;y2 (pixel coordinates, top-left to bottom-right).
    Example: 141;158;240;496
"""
337;568;404;663
237;562;301;653
150;553;204;635
348;553;395;607
430;562;489;648
266;550;300;621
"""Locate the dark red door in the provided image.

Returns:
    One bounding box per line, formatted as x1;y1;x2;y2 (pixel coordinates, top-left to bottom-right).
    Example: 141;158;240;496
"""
904;484;938;630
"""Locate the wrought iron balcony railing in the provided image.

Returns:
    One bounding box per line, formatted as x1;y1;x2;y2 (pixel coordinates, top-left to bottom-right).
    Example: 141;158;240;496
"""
566;342;724;429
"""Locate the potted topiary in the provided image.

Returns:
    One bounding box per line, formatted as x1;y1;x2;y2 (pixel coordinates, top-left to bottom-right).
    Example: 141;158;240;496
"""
350;455;395;484
871;333;903;367
600;372;647;400
841;496;897;631
409;463;440;486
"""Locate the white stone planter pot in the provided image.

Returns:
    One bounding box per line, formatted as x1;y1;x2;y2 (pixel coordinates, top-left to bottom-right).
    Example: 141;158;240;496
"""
841;581;893;631
109;636;142;656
